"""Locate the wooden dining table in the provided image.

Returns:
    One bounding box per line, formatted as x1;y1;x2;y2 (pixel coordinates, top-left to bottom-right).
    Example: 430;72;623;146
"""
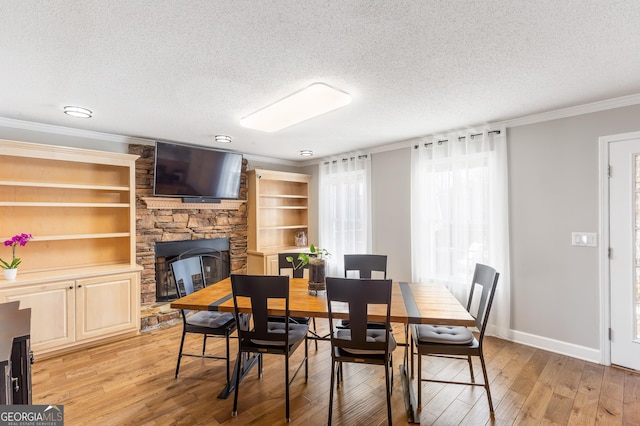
170;277;475;423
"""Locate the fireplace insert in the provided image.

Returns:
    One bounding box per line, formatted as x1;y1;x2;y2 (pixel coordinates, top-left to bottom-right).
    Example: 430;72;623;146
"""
155;239;230;302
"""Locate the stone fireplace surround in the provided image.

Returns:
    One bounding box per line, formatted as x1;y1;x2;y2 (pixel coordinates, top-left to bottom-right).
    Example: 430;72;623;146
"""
129;144;248;331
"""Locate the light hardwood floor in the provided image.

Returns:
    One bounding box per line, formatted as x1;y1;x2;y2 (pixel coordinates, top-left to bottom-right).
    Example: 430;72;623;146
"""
31;322;640;425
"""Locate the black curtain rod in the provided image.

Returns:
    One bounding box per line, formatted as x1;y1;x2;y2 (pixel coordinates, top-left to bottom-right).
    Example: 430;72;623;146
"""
413;130;501;149
323;154;368;165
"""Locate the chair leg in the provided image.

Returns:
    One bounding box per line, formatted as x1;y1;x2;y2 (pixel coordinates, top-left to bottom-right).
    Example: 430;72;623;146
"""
467;355;475;383
305;338;309;382
385;354;393;425
175;329;187;378
285;352;291;422
312;317;318;350
202;334;207;356
390;352;394;391
232;349;242;417
328;359;336;426
410;335;414;379
225;333;231;386
417;350;422;410
479;352;495;416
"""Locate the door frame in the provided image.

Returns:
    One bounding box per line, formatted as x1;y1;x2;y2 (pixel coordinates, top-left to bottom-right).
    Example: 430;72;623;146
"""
598;130;640;366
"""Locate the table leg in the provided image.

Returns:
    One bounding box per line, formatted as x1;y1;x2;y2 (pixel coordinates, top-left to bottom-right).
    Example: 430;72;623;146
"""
400;324;420;423
217;352;260;399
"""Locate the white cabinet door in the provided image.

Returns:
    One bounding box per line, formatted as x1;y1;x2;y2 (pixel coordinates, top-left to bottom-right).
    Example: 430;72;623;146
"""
76;273;139;341
265;255;280;275
0;281;75;353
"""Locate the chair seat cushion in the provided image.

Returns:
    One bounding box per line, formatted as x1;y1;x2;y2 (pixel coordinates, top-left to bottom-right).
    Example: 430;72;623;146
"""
337;320;386;329
187;311;234;329
267;315;311;325
251;322;309;346
414;324;474;344
334;328;397;354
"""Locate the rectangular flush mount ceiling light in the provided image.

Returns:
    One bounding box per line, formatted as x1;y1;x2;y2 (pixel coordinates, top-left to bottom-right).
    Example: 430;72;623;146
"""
240;83;351;132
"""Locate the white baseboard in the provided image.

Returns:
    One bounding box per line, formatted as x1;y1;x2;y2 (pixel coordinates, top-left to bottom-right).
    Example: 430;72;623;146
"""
509;329;602;364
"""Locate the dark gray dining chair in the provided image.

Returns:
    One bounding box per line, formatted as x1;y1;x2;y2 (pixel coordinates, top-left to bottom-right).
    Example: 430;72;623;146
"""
343;254;388;279
340;254;389;330
325;277;395;425
275;252;321;349
230;274;309;423
410;263;500;417
171;257;236;385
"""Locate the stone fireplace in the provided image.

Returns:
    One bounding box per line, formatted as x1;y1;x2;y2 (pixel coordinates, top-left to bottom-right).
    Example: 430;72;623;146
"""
128;144;248;330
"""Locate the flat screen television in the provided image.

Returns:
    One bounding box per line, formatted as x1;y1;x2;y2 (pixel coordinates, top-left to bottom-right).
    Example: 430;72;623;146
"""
153;141;243;201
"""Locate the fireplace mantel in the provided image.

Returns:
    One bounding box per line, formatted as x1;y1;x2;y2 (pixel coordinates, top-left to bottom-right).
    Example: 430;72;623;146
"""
142;197;245;210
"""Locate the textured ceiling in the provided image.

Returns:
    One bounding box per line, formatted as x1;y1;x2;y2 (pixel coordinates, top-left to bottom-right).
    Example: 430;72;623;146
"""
1;0;639;161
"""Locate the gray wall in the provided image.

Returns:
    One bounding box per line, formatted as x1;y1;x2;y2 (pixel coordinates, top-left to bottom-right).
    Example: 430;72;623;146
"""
3;102;640;355
294;103;640;353
508;104;640;349
365;104;640;352
371;148;412;283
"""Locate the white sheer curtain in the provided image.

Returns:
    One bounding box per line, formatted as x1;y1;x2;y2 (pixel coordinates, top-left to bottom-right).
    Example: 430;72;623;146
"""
319;153;372;277
411;128;510;338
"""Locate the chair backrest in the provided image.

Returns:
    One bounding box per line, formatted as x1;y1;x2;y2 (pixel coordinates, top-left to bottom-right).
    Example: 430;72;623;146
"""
326;277;393;353
466;263;500;339
278;253;309;278
171;257;205;298
344;254;387;279
230;274;291;346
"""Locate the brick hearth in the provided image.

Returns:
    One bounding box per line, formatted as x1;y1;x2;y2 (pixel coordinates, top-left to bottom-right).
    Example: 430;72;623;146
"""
129;144;248;331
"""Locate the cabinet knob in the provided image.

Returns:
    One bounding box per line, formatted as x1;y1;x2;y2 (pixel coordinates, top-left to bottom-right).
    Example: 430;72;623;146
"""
69;286;73;289
77;285;82;288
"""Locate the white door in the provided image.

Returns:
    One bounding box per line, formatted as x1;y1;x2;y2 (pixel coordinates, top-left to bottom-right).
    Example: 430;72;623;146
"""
609;133;640;370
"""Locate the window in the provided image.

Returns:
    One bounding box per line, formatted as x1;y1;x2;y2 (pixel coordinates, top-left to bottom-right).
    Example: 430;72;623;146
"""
319;154;371;276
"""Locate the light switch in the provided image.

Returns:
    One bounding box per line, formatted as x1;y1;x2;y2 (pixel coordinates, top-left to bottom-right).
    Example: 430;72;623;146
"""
572;232;597;247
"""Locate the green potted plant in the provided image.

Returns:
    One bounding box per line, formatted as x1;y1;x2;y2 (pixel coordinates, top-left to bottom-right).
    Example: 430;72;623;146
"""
286;244;331;294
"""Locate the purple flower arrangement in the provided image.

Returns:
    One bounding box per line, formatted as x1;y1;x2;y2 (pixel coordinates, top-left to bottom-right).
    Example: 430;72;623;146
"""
1;233;33;269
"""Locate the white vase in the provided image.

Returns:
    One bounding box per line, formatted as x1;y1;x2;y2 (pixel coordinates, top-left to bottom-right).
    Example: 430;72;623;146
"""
3;268;17;280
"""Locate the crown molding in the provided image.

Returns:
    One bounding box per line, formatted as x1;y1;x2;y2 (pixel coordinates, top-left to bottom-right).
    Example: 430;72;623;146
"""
495;92;640;128
0;115;302;167
243;153;301;168
324;92;640;161
0;116;153;145
3;91;640;166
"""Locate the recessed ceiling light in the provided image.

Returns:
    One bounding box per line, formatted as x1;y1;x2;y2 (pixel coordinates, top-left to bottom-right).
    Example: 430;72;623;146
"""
240;83;351;132
63;106;92;118
299;150;314;157
215;135;232;143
